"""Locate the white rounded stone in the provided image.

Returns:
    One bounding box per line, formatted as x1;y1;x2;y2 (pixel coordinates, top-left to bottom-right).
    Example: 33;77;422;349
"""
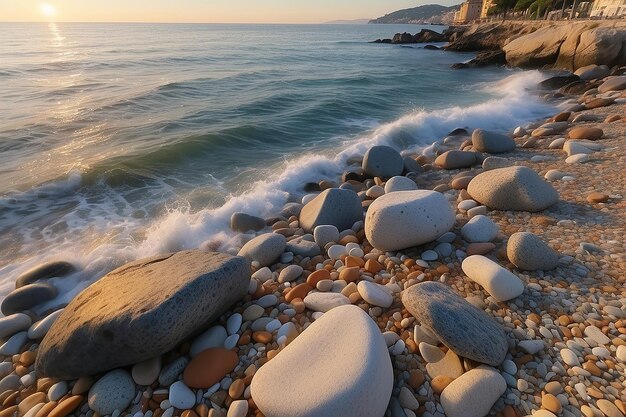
303;292;351;312
313;225;340;247
357;281;393;308
278;265;303;283
0;313;32;339
461;215;499;243
560;348;580;367
440;366;506;417
365;190;455;251
48;381;68;401
252;267;273;283
227;313;242;335
461;255;524;302
327;245;347;260
88;369;135;415
250;305;393;417
132;356;161;386
190;325;228;357
169;381;196;409
384;176;418;193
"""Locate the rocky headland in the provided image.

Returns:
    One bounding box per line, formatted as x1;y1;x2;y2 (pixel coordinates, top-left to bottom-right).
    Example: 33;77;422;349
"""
1;41;626;417
377;21;626;72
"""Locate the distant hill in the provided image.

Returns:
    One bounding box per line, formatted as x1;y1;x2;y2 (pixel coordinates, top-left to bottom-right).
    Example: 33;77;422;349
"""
369;4;461;25
325;18;371;24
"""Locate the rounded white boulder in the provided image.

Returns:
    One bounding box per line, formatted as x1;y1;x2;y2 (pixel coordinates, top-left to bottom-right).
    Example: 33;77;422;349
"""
250;305;393;417
440;366;506;417
461;255;524;302
365;190;455;251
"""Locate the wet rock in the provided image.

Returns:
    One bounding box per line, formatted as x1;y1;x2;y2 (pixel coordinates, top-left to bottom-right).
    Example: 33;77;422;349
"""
15;261;75;288
362;146;404;178
299;188;363;233
471;129;516;154
36;251;250;378
238;233;287;267
230;212;265;233
1;283;58;316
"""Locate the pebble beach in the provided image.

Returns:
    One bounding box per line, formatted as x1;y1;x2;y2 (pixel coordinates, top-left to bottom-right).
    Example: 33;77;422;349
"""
1;63;626;417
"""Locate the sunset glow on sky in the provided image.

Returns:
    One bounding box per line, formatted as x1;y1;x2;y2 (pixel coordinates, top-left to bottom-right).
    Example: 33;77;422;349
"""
1;0;458;23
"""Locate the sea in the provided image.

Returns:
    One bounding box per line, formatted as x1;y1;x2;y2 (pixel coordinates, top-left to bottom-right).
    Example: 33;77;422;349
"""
0;22;556;307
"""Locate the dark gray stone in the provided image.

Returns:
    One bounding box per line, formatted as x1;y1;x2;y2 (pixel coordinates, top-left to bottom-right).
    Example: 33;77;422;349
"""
1;283;58;316
35;251;250;379
362;146;404;178
471;129;516;154
238;233;287;267
230;212;266;233
299;188;363;233
15;261;75;288
507;232;559;271
401;281;507;366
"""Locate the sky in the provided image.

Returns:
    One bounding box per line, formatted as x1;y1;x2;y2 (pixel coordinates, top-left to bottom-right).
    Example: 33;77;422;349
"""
0;0;459;23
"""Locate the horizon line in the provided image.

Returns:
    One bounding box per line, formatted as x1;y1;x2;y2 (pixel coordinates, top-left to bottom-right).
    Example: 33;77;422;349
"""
0;20;384;25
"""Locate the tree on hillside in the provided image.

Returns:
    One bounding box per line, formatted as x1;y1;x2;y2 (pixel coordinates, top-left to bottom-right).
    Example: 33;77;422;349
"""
489;0;519;20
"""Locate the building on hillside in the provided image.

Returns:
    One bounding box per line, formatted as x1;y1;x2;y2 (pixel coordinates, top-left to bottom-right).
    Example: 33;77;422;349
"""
454;0;483;23
481;0;494;18
590;0;626;17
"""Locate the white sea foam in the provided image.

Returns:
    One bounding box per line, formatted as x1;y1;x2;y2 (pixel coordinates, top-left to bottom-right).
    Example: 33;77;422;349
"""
0;70;555;307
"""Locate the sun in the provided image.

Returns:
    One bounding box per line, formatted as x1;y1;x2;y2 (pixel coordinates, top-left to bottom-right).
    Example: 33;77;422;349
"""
40;3;56;18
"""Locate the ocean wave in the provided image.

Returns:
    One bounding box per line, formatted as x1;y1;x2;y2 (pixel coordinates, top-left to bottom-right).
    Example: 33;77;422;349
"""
0;70;554;306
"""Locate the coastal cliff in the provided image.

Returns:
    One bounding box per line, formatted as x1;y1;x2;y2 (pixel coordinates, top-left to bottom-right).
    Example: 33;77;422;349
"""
447;21;626;71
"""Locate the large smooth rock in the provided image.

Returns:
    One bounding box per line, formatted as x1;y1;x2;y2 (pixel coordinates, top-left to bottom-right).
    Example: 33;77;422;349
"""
507;232;559;271
230;212;265;233
598;76;626;93
435;151;478;170
573;28;626;70
574;64;610;81
362;146;404;178
365;190;455;251
238;233;286;267
15;261;75;288
87;369;135;415
503;25;570;68
250;305;393;417
471;129;516;154
299;188;363;233
1;283;58;316
467;166;559;212
461;255;524;302
36;251;250;379
440;366;507;417
402;282;508;366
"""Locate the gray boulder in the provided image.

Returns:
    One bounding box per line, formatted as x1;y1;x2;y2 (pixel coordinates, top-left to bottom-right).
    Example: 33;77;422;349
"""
471;129;516;154
299;188;363;233
362;146;404;178
507;232;559;271
467;166;559;212
238;233;287;266
1;283;58;316
598;76;626;93
35;251;250;378
15;261;75;288
574;64;610;81
435;150;479;169
402;281;507;366
230;212;265;233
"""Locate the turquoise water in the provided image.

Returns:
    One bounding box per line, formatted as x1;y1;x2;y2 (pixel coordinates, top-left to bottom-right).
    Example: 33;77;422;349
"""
0;23;553;302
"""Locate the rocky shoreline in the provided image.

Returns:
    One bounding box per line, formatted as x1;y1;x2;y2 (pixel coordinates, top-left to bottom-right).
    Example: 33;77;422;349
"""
1;70;626;417
376;21;626;72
